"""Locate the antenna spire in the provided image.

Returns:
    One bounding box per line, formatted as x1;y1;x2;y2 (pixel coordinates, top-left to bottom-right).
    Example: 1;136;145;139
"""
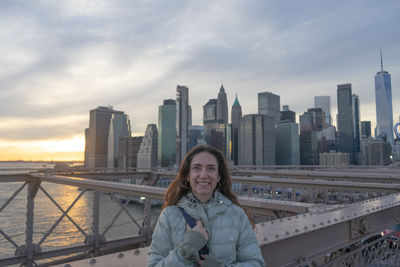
380;48;383;72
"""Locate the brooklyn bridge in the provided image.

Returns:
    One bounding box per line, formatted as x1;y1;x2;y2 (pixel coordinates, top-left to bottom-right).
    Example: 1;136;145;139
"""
1;166;400;266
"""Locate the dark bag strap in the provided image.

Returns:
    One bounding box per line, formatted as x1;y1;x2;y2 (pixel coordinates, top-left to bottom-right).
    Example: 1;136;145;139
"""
179;207;197;228
178;207;210;256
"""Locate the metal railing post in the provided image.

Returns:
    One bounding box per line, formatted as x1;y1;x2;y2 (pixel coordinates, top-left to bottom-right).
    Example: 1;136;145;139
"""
92;190;101;256
25;180;41;267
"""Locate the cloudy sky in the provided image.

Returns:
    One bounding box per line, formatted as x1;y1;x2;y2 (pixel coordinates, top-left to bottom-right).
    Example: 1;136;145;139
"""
0;0;399;161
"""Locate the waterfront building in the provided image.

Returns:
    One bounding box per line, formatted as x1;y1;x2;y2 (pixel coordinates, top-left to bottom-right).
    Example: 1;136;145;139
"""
85;106;131;169
361;121;371;138
337;84;354;163
258;92;280;124
118;136;143;168
176;85;190;166
137;124;158;170
375;51;394;148
231;95;242;165
189;125;206;150
275;122;300;165
314;96;331;125
319;152;349;167
158;99;176;167
280;105;296;123
238;114;275;165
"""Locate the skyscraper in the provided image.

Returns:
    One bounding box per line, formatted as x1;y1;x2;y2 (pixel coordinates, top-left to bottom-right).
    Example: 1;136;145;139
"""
375;51;394;148
189;125;206;150
352;94;361;162
85;106;131;169
280;105;296;123
217;85;228;125
203;98;218;141
299;111;319;165
239;114;275;165
158;99;176;167
337;84;354;161
231;95;242;165
176;85;190;166
118;136;143;168
361;121;372;138
275;122;300;165
258;92;280;124
314;96;331;125
107;113;131;168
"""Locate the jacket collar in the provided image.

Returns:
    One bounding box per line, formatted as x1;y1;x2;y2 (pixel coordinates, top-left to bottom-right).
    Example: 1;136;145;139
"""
177;191;233;221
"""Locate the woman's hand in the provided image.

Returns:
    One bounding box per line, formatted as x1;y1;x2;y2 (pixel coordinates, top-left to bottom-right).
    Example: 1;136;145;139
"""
188;220;208;240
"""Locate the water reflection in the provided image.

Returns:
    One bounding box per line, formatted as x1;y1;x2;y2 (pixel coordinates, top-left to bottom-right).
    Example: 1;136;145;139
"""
0;182;161;257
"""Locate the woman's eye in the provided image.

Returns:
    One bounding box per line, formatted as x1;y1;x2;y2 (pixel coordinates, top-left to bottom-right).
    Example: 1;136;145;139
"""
208;167;216;172
193;166;200;171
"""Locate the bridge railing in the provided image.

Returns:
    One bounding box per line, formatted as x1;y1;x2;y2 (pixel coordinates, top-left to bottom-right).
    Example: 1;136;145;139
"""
1;171;400;267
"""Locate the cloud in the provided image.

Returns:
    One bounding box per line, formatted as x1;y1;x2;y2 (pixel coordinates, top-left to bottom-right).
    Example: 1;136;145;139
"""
0;0;399;159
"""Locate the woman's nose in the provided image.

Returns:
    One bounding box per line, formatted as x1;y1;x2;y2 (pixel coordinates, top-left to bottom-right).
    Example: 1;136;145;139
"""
199;168;208;177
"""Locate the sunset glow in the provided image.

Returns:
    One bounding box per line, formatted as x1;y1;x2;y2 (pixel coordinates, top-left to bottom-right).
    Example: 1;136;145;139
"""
0;135;85;161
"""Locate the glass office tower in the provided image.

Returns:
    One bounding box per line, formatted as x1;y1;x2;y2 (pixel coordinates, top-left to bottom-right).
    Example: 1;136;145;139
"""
375;52;394;148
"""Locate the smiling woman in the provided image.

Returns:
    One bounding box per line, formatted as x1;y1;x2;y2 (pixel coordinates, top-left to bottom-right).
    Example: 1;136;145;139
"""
0;135;85;161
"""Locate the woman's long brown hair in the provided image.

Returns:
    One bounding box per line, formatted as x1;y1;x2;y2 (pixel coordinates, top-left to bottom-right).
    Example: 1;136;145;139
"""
162;145;255;228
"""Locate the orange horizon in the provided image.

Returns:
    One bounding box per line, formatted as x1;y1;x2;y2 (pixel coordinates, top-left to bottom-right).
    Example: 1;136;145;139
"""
0;151;84;162
0;135;85;161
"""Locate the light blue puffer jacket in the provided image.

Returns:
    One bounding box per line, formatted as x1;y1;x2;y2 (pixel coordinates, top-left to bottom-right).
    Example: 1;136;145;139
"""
147;191;266;266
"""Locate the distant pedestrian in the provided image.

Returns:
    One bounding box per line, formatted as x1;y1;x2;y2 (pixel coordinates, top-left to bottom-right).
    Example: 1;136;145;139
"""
147;145;265;266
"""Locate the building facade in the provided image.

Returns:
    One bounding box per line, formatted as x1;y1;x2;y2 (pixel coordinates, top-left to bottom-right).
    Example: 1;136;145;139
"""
337;84;354;162
280;105;296;123
176;85;190;166
375;52;394;148
118;136;143;168
314;96;331;125
158;99;176;167
239;114;275;165
258;92;280;124
107;113;131;168
275;122;300;165
231;95;242;165
85;106;131;169
352;94;361;164
137;124;158;170
361;121;372;138
189;125;206;150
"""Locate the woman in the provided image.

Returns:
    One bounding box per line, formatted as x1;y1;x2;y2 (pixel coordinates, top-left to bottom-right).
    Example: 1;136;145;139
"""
147;145;265;266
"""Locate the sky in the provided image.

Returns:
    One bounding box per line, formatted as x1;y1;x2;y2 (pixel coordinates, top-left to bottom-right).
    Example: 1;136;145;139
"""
0;0;399;161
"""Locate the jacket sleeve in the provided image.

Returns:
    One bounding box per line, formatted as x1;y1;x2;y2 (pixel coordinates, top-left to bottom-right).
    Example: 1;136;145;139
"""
147;207;195;267
227;208;266;267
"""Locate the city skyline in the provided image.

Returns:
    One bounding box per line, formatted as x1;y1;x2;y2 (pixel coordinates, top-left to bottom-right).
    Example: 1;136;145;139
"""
0;1;399;161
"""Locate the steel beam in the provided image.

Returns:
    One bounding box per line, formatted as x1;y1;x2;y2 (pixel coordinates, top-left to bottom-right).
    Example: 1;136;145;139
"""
234;169;400;183
257;193;400;267
232;176;400;193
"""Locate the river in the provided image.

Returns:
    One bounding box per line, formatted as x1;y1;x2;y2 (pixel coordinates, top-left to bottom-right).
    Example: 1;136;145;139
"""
0;162;161;260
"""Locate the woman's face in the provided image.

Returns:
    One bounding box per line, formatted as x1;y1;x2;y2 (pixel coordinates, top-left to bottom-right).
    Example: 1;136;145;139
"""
188;152;221;203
